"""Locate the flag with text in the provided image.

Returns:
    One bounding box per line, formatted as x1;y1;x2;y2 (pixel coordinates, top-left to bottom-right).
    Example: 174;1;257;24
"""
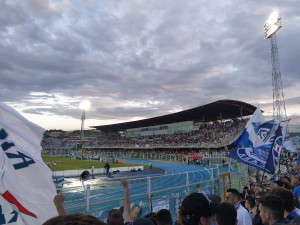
0;103;57;225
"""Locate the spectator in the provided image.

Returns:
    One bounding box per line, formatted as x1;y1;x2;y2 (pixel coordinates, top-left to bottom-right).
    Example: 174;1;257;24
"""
245;197;256;220
53;194;67;216
128;218;154;225
144;212;158;225
91;164;95;175
259;195;286;225
241;186;249;199
43;213;106;225
222;159;226;167
269;188;300;222
194;184;201;193
226;188;252;225
213;202;237;225
179;192;212;225
253;191;267;225
107;179;131;225
107;209;124;225
207;194;222;205
120;179;131;223
252;184;262;195
157;209;172;225
292;177;300;208
104;163;110;174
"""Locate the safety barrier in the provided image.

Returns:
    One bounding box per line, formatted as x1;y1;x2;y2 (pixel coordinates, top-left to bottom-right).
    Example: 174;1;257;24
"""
60;160;250;221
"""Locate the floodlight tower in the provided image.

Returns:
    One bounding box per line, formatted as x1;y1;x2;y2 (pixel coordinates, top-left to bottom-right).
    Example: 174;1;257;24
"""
81;111;86;140
264;11;287;122
79;100;91;141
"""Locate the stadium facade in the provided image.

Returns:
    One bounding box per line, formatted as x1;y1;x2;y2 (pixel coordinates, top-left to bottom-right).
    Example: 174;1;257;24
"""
85;99;257;149
92;99;256;133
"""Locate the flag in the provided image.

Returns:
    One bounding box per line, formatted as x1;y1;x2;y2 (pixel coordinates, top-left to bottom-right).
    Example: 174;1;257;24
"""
230;124;283;174
0;103;58;225
280;120;298;153
230;107;284;174
283;139;298;153
264;125;284;173
235;107;265;147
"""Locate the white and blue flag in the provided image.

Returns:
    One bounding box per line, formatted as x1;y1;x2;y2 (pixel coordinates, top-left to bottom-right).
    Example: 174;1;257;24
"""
230;107;285;174
0;103;58;225
281;120;298;153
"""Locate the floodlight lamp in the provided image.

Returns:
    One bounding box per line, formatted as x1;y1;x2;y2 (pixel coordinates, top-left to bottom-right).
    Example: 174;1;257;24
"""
79;100;91;111
264;11;282;39
268;11;280;24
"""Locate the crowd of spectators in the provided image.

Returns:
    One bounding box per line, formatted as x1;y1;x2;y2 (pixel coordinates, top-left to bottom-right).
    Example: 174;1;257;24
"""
42;119;248;155
87;148;228;162
88;119;247;148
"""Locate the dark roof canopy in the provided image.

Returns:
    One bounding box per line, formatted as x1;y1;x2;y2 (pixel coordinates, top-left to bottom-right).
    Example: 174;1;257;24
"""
91;99;257;133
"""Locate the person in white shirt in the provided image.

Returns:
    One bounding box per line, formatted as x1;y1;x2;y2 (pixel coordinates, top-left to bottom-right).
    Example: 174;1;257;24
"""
226;188;252;225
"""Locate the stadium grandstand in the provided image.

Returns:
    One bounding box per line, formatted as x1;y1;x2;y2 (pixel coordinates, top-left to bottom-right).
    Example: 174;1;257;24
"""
42;99;257;161
91;99;256;133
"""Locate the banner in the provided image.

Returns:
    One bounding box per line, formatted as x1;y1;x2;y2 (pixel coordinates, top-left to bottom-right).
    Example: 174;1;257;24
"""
0;103;58;225
152;199;169;212
202;186;213;196
230;107;285;174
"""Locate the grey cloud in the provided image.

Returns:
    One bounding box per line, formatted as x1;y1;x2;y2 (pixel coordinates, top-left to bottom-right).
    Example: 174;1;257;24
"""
0;0;299;130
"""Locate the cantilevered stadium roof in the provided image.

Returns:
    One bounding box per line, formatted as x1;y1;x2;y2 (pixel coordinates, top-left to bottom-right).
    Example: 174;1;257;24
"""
91;99;257;133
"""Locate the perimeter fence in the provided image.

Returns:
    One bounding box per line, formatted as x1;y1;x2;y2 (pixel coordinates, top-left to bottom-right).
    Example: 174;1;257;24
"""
60;159;250;221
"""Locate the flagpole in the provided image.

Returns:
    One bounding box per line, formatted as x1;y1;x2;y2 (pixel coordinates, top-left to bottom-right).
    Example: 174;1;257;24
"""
261;169;266;186
277;151;282;174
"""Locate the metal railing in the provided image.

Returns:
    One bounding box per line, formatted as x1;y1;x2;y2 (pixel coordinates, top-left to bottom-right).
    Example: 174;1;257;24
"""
60;160;249;221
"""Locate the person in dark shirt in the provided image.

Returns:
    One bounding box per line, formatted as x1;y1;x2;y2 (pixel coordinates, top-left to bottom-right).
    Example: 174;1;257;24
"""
269;188;300;222
157;209;172;225
253;191;267;225
213;202;237;225
259;195;289;225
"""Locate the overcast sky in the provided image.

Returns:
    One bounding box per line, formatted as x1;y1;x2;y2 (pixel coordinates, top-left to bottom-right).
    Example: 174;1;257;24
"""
1;0;299;132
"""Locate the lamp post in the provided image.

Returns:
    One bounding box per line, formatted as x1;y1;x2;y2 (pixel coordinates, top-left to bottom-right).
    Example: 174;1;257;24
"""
79;100;91;159
80;100;91;140
264;11;286;122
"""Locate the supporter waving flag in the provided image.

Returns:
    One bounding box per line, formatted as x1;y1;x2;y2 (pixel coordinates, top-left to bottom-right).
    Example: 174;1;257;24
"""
230;107;285;174
0;103;58;225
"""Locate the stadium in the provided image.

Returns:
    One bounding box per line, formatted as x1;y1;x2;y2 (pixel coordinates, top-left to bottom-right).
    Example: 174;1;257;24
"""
43;99;256;157
41;99;259;221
